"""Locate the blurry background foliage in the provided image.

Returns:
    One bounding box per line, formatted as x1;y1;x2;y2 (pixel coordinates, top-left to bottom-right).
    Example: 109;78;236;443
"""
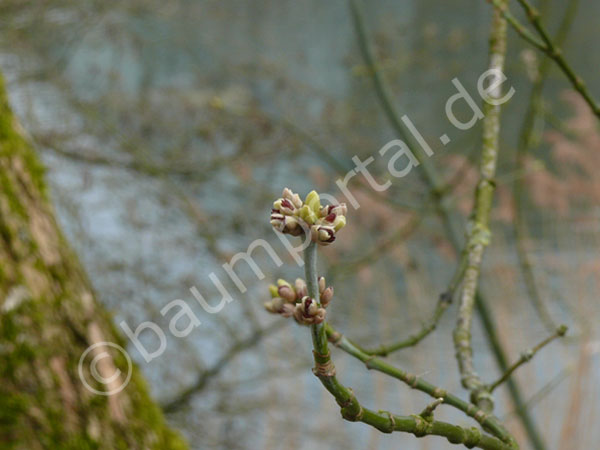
1;0;599;448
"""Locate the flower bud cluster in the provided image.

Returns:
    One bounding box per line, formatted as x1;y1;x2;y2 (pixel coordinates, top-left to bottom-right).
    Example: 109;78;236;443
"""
264;276;335;325
270;188;347;246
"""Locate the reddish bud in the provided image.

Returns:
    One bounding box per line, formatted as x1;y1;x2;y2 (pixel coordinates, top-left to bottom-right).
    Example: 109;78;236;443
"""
278;285;296;303
320;286;334;306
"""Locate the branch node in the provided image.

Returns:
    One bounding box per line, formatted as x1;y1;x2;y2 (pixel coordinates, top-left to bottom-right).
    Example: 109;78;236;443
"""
520;349;534;362
312;348;330;360
419;397;444;422
474;409;489;424
339;388;363;422
337;389;355;409
364;355;376;370
432;387;447;399
410;414;430;437
377;410;396;433
312;349;336;377
328;330;342;345
439;290;453;305
463;426;483;448
404;372;420;388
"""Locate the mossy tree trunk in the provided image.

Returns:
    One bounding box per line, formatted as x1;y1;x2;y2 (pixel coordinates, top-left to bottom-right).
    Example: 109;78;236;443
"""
0;75;187;449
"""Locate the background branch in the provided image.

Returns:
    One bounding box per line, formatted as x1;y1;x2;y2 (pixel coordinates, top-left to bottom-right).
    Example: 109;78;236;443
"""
162;321;285;413
512;0;579;333
488;0;600;119
325;324;517;447
303;243;514;449
488;325;567;392
348;1;546;446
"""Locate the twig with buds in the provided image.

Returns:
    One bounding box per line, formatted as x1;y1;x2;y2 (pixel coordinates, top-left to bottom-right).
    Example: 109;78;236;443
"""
265;276;334;325
271;188;347;246
266;187;518;449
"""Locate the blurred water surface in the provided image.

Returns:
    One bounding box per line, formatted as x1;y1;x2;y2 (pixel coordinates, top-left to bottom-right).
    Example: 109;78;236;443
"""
1;1;599;448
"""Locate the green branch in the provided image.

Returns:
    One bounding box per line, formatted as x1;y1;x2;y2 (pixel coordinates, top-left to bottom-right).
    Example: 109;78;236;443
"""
502;366;572;421
305;242;329;357
302;244;514;449
347;0;544;446
346;293;451;356
324;324;518;448
453;0;508;412
488;0;600;119
488;325;567;392
512;0;579;333
487;0;546;51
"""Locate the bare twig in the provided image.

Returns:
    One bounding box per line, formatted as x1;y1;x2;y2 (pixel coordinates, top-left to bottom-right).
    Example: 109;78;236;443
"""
348;0;544;445
303;243;514;449
502;366;573;421
488;0;600;119
324;324;517;448
35;131;270;182
419;398;445;419
487;0;546;51
162;320;285;413
453;0;508;412
488;325;568;392
347;292;451;356
512;0;579;333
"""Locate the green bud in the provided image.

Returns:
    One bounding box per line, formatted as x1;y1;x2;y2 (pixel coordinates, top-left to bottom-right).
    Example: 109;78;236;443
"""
268;284;279;298
298;205;318;225
333;215;346;231
277;278;292;289
305;190;321;215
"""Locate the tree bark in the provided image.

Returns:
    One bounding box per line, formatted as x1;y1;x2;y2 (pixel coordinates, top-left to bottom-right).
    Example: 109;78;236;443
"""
0;74;187;449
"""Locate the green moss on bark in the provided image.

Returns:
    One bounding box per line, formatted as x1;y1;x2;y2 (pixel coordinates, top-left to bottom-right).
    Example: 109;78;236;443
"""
0;73;187;449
